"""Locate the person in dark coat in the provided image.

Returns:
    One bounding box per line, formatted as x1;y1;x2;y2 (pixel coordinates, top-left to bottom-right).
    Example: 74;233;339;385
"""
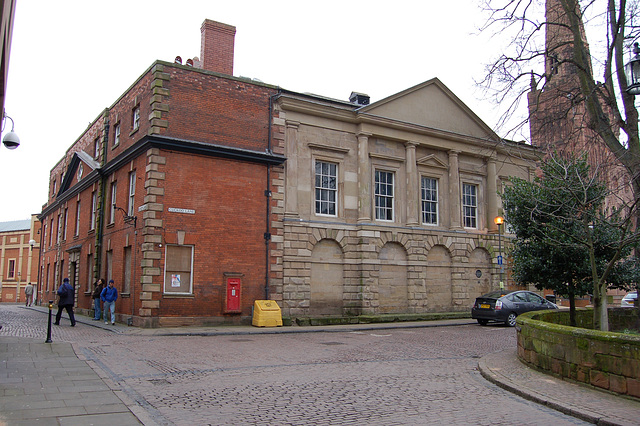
54;278;76;326
92;278;105;320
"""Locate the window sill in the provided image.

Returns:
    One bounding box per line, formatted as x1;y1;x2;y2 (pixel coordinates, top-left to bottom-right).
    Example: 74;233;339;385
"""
163;293;194;298
129;128;139;137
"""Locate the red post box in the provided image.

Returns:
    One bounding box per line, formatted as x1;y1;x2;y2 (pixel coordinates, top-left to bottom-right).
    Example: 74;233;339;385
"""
224;277;241;313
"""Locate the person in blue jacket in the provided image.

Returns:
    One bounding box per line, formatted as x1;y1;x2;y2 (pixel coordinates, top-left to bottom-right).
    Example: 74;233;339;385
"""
100;279;118;325
54;278;76;326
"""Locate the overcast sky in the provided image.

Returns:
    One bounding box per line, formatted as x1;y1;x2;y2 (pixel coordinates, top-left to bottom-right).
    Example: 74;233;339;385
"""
0;0;529;222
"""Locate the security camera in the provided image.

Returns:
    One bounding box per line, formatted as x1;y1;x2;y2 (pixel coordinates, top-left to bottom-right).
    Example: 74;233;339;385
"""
2;130;19;149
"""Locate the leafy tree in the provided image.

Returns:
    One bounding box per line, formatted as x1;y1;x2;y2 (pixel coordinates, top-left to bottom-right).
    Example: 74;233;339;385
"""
503;154;639;329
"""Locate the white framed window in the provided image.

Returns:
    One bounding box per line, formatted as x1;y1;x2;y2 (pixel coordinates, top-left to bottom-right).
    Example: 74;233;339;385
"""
52;180;57;197
62;208;68;241
90;191;97;230
375;170;394;221
128;171;136;216
113;123;121;146
49;218;54;245
7;259;15;279
94;137;100;159
75;201;81;237
164;245;194;294
315;161;337;216
56;214;62;243
462;183;478;228
132;107;140;131
109;182;117;224
421;177;438;225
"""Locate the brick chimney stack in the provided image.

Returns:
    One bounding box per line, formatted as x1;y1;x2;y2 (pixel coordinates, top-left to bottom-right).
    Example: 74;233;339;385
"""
200;19;236;75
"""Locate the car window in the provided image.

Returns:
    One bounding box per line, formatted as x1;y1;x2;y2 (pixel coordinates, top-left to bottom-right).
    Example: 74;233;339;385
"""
508;292;527;302
527;293;545;304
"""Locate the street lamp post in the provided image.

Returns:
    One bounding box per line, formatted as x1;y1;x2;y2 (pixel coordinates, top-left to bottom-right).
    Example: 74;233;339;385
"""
494;216;504;290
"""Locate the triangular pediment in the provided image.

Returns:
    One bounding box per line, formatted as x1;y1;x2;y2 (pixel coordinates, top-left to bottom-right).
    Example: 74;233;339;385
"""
359;78;498;141
417;154;448;169
59;151;100;196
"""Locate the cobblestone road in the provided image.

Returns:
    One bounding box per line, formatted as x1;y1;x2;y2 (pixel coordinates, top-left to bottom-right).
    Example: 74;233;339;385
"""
0;305;588;425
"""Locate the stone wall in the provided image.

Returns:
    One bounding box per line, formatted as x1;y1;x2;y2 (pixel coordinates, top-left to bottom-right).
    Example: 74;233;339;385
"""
517;309;640;399
278;221;502;319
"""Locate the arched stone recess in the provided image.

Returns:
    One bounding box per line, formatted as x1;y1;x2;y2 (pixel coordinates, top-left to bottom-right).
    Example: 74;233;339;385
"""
377;242;409;314
425;245;453;311
424;234;454;253
377;231;411;254
309;227;349;252
465;248;492;306
309;238;345;316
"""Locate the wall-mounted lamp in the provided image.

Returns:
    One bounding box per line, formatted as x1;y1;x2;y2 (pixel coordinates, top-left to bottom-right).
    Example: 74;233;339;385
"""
2;111;20;150
29;239;36;251
113;205;137;228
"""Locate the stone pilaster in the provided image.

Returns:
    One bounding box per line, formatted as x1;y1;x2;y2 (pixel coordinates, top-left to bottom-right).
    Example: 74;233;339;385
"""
149;64;170;135
448;150;462;229
139;148;165;319
284;120;300;218
405;142;419;226
357;132;371;223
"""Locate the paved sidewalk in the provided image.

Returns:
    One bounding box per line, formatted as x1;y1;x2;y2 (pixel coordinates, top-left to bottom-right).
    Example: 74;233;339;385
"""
478;349;640;426
3;305;639;425
0;336;142;425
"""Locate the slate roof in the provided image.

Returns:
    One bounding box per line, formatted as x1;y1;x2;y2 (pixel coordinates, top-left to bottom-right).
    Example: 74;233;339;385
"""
0;219;31;233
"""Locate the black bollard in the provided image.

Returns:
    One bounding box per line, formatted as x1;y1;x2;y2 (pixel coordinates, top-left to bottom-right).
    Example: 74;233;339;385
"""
45;300;53;343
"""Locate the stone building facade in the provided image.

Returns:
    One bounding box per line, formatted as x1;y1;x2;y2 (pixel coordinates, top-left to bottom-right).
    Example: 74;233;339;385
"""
271;82;538;319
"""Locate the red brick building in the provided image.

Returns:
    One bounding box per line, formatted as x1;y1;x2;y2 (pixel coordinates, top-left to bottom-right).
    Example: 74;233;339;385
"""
38;20;285;327
0;215;40;303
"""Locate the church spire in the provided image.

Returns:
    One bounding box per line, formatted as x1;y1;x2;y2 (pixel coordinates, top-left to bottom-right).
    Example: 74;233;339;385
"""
543;0;592;89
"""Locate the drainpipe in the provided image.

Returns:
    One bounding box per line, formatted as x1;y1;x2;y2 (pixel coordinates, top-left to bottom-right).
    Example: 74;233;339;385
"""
264;93;274;299
94;110;110;281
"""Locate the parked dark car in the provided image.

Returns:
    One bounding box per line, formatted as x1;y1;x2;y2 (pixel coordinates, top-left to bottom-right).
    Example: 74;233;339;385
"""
471;290;558;327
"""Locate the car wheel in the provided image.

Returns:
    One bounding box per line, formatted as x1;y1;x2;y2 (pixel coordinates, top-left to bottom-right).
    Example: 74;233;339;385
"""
506;312;517;327
477;319;488;326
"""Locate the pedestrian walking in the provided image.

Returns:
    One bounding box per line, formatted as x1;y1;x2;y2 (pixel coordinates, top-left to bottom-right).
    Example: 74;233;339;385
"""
101;279;118;325
24;282;34;306
54;278;76;326
92;278;105;320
